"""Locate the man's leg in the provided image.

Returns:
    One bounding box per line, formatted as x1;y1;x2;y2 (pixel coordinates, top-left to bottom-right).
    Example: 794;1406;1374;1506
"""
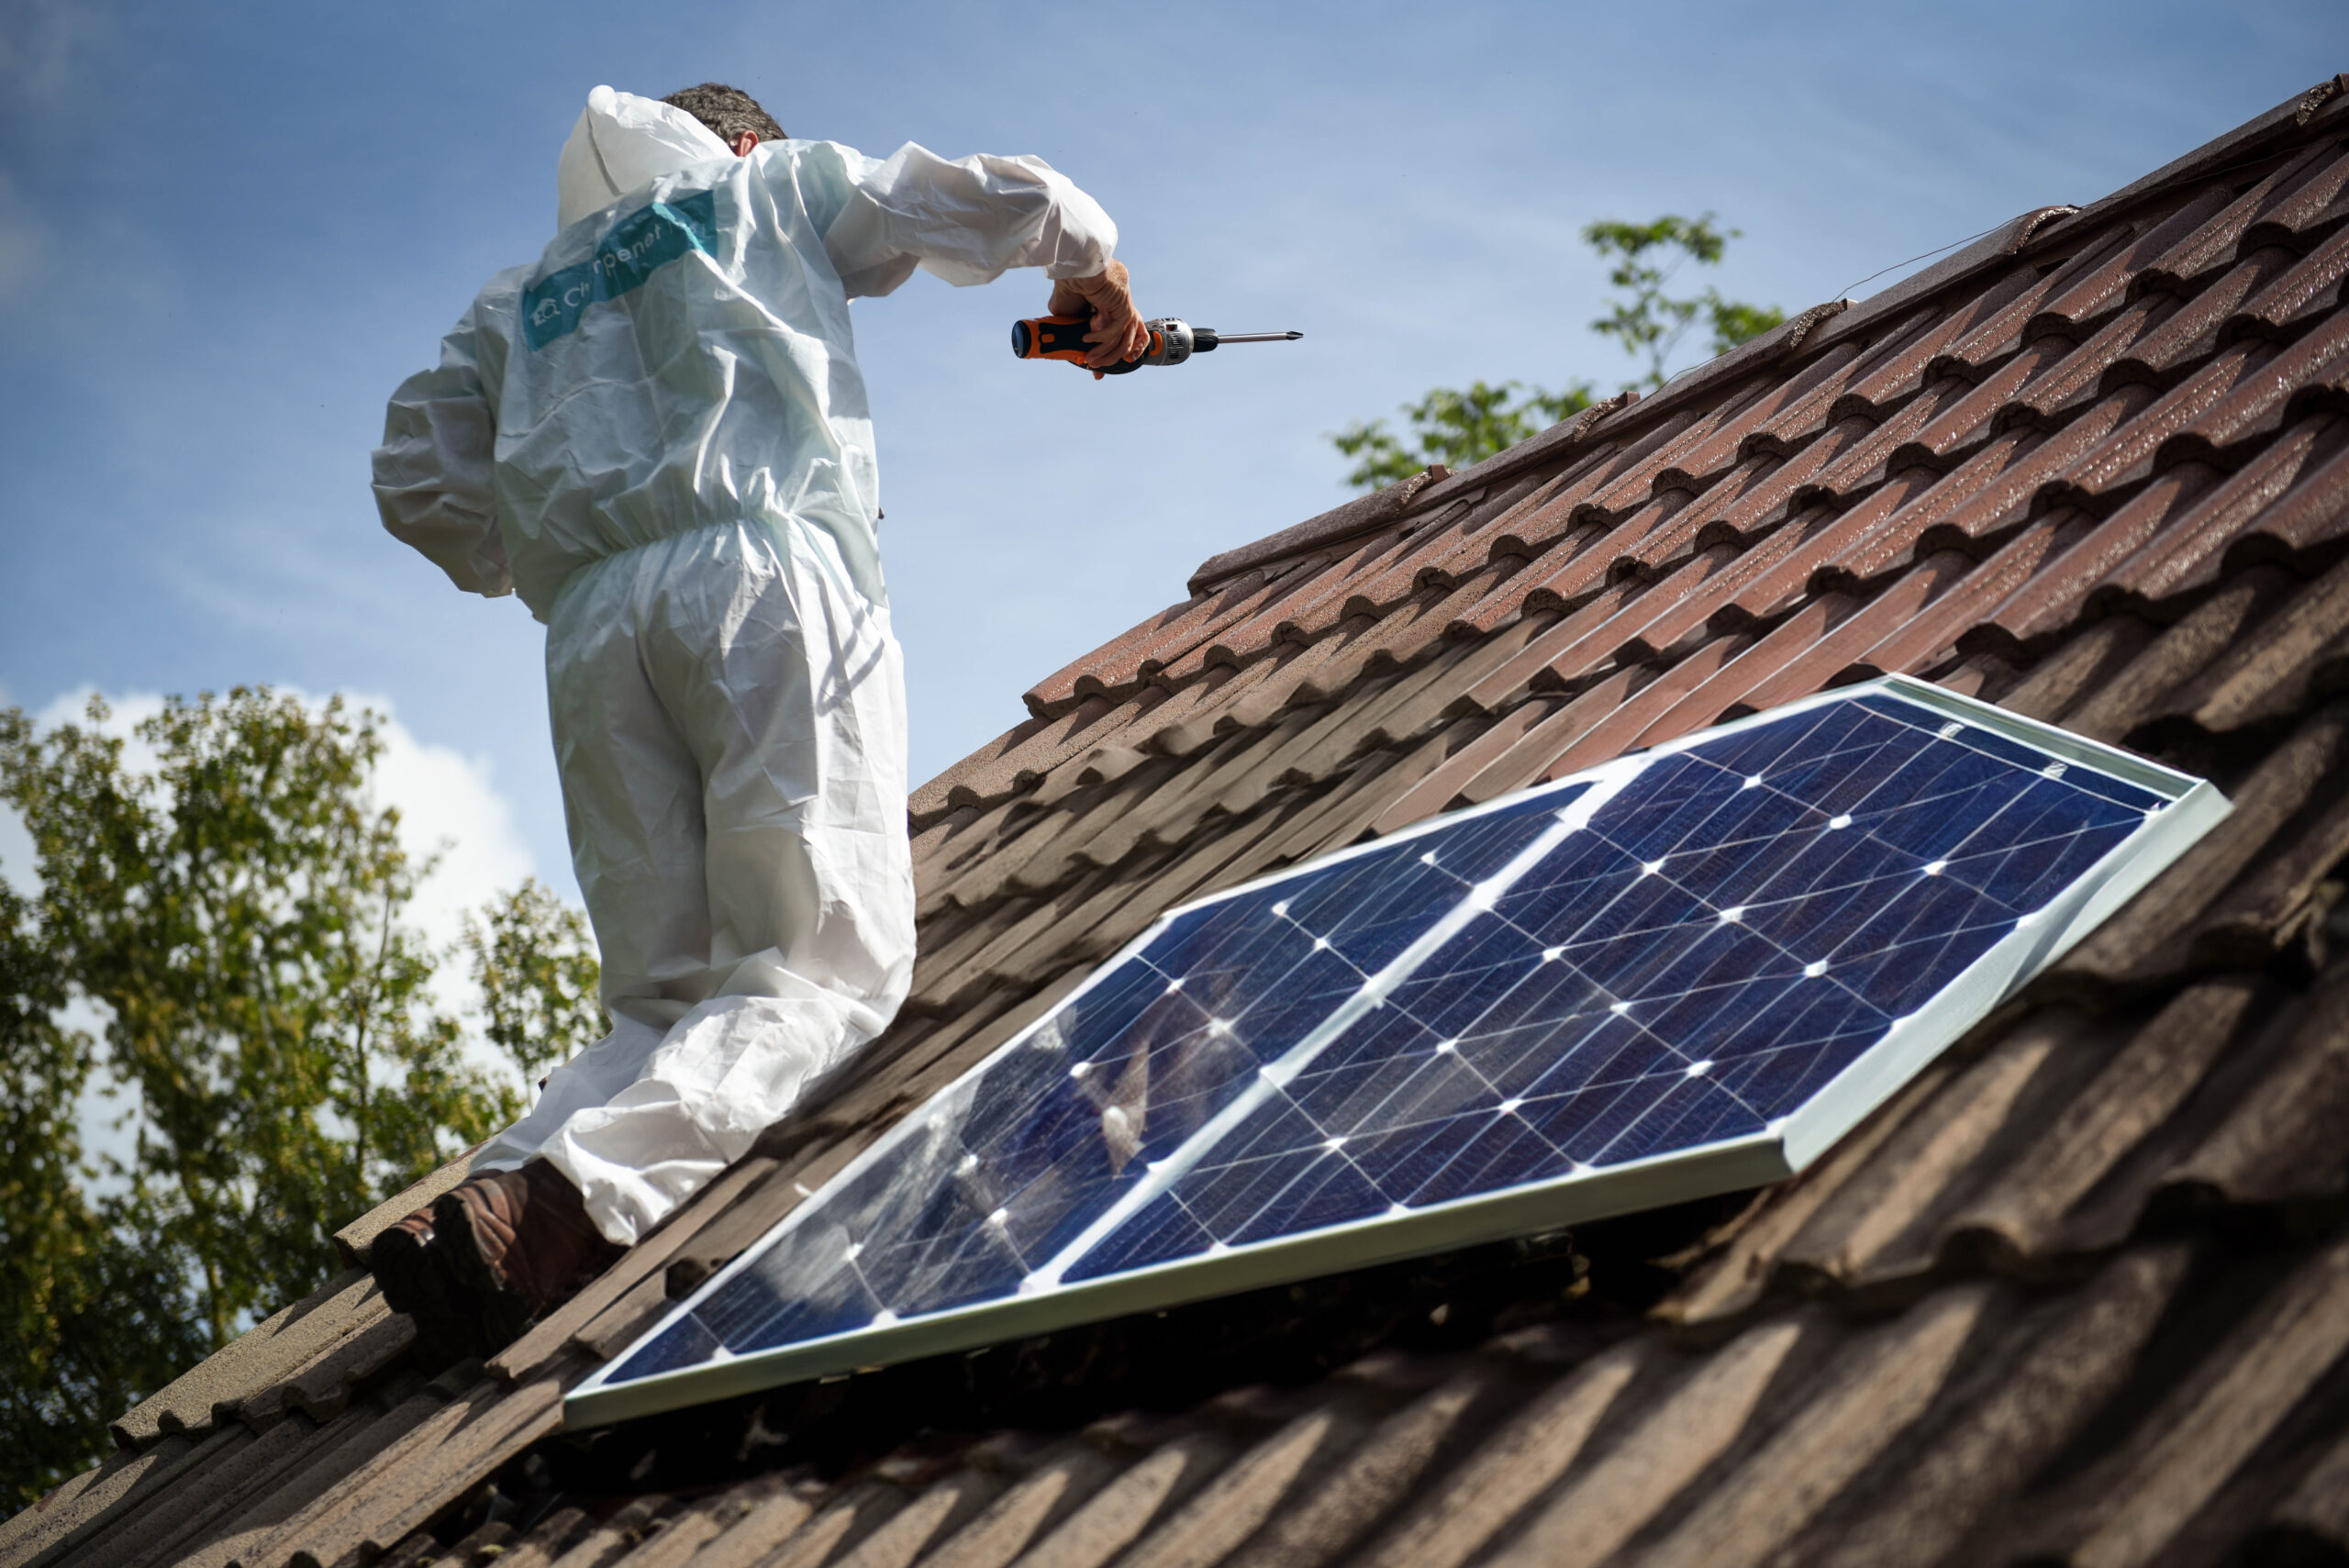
379;543;712;1345
471;545;722;1173
535;520;917;1244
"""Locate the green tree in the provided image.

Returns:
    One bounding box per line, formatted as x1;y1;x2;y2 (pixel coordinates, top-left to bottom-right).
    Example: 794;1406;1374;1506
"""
0;688;599;1507
1585;213;1787;389
1330;214;1783;491
0;873;211;1507
1330;380;1596;492
467;878;606;1088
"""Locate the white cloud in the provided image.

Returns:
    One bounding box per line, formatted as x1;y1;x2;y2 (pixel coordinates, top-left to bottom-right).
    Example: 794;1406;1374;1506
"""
360;695;538;957
0;798;31;897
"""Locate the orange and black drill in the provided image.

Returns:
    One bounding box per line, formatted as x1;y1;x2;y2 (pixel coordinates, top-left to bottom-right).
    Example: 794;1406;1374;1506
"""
1010;315;1303;376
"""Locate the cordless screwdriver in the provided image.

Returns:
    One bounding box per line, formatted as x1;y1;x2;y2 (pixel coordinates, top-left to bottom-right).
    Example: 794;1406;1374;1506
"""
1010;316;1303;375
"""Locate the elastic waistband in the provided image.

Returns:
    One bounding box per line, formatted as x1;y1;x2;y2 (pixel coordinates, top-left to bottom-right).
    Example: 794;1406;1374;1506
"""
545;516;885;625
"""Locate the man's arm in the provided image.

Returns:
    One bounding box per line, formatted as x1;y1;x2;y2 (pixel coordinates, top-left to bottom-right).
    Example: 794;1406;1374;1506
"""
373;294;513;597
817;145;1146;366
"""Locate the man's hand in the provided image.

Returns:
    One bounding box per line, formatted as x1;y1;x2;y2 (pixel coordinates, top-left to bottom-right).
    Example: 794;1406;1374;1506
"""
1048;261;1149;371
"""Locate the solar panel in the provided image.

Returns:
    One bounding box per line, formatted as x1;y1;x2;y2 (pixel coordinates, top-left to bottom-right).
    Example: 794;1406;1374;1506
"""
568;674;2226;1427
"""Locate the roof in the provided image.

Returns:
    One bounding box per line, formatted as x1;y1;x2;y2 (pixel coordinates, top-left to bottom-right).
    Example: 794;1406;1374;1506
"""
12;72;2349;1568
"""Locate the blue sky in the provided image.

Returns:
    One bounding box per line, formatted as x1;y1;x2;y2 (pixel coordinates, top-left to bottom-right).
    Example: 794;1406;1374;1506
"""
0;0;2339;917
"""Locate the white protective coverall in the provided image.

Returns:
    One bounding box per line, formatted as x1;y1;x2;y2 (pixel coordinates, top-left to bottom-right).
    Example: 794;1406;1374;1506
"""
373;87;1119;1244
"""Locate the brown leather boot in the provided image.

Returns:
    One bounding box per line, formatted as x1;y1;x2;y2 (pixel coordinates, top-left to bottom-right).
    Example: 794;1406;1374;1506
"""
432;1162;624;1351
370;1207;486;1365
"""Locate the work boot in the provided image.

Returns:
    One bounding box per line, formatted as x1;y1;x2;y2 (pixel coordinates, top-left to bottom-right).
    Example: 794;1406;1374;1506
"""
433;1162;624;1352
370;1208;487;1365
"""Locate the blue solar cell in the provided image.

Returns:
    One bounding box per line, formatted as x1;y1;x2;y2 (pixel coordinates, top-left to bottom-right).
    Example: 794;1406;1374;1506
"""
607;790;1584;1384
1479;999;1653;1100
583;678;2216;1422
611;1309;723;1381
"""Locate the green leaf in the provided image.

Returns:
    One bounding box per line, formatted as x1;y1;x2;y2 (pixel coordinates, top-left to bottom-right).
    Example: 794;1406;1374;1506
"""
1580;212;1774;389
466;878;605;1087
1330;380;1594;491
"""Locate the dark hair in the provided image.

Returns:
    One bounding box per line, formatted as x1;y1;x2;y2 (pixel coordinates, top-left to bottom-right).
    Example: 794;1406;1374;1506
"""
660;83;785;145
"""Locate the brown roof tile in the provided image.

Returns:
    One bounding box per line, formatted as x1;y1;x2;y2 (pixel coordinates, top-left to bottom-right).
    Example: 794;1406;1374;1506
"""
280;1366;573;1567
1839;288;2030;411
2057;566;2303;740
1023;575;1273;717
2163;960;2349;1208
92;1421;277;1568
1850;395;2130;573
1990;1229;2349;1566
164;1373;453;1568
2031;184;2241;331
2267;1418;2349;1551
1014;1429;1240;1568
2127;242;2308;380
1353;1340;1650;1568
1986;462;2223;642
1219;1365;1516;1568
1945;978;2273;1260
1184;469;1446;599
2138;142;2340;290
111;1389;427;1568
2050;700;2349;990
2165;306;2349;461
1793;1244;2198;1568
1720;553;1976;719
1628;1285;1996;1568
2144;551;2349;734
1656;350;1863;481
108;1269;387;1448
1110;1397;1375;1568
2244;135;2349;246
2233;220;2349;339
1995;609;2158;720
0;1433;209;1568
1481;1315;1816;1568
913;1442;1121;1568
1539;632;1755;781
2104;413;2349;599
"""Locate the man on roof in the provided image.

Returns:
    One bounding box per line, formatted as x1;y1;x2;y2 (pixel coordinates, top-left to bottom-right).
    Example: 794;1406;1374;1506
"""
369;83;1145;1355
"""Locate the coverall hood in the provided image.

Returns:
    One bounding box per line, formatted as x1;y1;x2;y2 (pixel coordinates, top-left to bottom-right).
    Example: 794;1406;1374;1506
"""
556;85;732;231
